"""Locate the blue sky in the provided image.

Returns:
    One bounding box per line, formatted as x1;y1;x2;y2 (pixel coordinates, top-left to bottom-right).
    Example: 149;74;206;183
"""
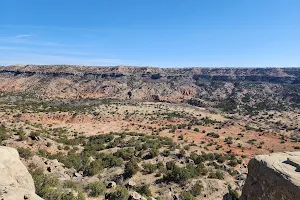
0;0;299;67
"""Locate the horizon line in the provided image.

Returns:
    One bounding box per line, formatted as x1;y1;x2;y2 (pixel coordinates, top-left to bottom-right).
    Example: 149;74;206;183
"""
0;64;299;69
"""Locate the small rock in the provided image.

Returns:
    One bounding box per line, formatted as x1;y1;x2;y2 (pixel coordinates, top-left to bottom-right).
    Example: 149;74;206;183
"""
129;191;142;200
73;172;82;178
237;173;247;181
128;180;136;187
106;181;117;188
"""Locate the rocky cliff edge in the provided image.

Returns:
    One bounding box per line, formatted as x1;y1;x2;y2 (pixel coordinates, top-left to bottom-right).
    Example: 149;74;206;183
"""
0;146;43;200
241;151;300;200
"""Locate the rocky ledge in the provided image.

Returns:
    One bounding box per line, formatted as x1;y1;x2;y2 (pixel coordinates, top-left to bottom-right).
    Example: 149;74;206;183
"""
241;151;300;200
0;147;43;200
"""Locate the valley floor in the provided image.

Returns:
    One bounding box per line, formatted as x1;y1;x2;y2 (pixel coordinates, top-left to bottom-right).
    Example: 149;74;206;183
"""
1;96;299;199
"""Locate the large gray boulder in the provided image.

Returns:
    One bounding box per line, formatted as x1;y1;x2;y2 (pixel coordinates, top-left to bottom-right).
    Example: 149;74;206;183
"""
241;151;300;200
0;147;43;200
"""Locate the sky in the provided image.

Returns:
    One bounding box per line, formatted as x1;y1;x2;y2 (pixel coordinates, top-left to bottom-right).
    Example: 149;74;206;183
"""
0;0;299;67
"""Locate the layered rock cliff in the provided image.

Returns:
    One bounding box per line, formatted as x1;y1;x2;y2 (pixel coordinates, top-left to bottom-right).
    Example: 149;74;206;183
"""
0;147;43;200
1;65;300;112
241;152;300;200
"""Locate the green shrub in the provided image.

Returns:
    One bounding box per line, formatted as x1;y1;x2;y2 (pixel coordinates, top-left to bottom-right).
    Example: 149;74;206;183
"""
143;148;159;159
180;149;186;156
217;156;225;163
84;160;104;176
114;148;134;160
228;189;239;200
17;147;33;159
64;146;70;150
63;180;80;191
106;186;129;200
59;153;87;171
183;145;190;151
100;153;123;168
161;149;170;157
228;160;238;167
76;192;86;200
46;142;52;147
142;163;157;174
0;125;9;143
217;97;237;113
86;182;106;197
135;184;152;197
124;159;140;178
42;188;76;200
207;132;220;138
30;168;63;199
193;128;199;132
224;137;233;144
216;170;224;180
166;161;176;170
179;191;195;200
17;130;27;141
190;182;203;197
164;165;191;183
208;170;224;180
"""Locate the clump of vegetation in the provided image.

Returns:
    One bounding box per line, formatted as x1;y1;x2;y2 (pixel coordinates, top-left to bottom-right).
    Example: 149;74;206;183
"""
106;186;129;200
228;189;240;200
207;132;220;138
17;129;27;141
84;160;104;176
135;184;152;197
208;170;224;180
31;168;83;200
164;161;208;184
190;182;203;197
124;158;140;178
224;137;233;144
86;182;106;197
142;163;157;174
0;125;9;143
217;97;237;113
17;147;33;159
29;131;41;140
179;191;196;200
179;134;184;140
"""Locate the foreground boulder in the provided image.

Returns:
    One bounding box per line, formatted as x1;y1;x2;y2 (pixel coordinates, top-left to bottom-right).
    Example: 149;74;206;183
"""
0;147;43;200
241;151;300;200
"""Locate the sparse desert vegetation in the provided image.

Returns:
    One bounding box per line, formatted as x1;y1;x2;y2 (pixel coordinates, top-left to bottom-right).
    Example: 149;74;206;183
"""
1;66;300;199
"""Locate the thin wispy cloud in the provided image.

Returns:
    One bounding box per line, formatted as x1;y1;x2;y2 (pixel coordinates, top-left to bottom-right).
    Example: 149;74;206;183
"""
0;36;66;47
0;24;144;32
0;24;108;32
0;45;114;57
15;34;35;38
0;25;131;66
0;53;131;66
